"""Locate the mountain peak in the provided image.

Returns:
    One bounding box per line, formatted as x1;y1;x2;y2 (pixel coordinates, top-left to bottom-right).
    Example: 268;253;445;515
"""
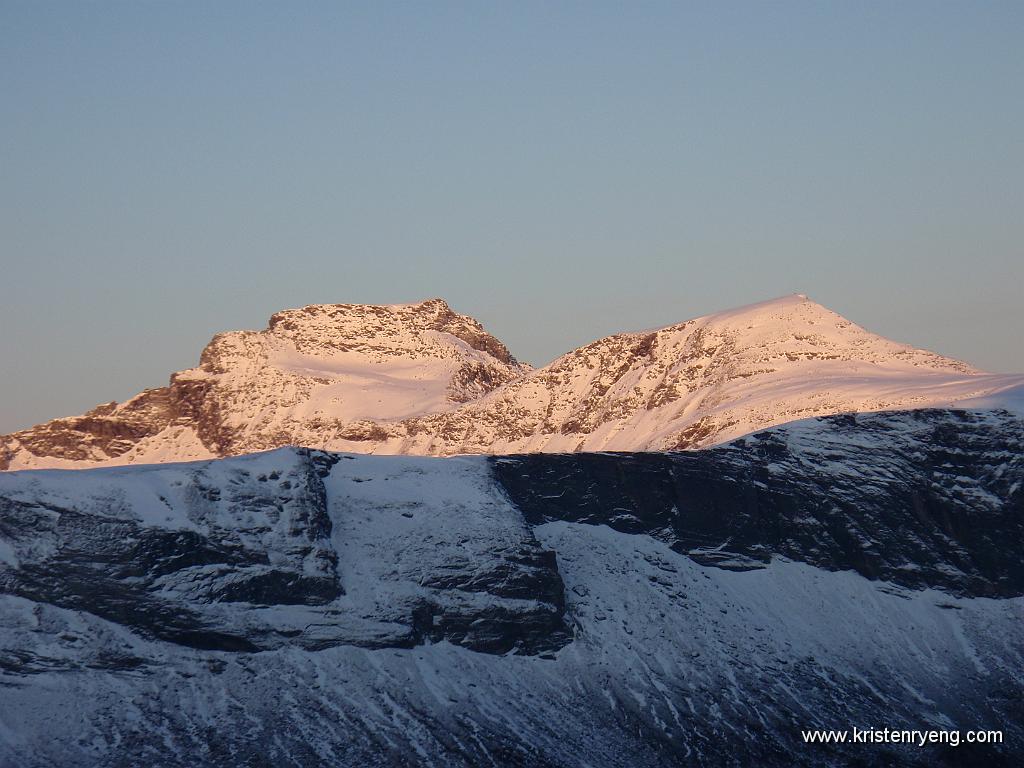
3;296;1022;470
694;293;841;325
269;297;453;323
260;298;517;366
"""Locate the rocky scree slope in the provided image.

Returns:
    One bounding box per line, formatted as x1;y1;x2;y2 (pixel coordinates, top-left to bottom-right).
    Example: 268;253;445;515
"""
3;295;1022;469
0;406;1022;766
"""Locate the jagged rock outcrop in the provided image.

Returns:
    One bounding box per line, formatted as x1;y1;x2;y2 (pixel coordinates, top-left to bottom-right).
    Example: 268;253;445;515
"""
3;295;1022;468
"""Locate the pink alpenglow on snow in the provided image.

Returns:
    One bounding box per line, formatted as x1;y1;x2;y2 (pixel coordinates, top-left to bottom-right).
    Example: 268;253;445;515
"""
2;295;1022;470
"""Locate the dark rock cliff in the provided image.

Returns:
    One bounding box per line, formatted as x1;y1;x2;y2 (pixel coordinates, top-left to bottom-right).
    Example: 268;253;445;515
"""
494;409;1024;598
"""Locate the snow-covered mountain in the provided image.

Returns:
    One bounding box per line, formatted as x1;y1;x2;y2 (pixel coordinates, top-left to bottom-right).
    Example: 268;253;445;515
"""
3;295;1022;469
393;295;1023;454
1;299;526;469
1;406;1021;766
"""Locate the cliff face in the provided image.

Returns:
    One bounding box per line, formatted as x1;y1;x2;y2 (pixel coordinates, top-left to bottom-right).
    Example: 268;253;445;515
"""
494;407;1024;597
1;407;1022;766
4;294;1022;469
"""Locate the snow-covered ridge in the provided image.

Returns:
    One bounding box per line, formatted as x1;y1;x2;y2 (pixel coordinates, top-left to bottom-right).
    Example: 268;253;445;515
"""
390;294;1022;454
3;294;1022;469
1;408;1021;765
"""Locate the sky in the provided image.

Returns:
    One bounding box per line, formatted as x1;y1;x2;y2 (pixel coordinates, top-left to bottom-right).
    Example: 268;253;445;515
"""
1;1;1022;433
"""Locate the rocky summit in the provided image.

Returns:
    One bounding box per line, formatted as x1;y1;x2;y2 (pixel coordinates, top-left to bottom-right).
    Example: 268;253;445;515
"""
1;406;1022;766
3;295;1023;470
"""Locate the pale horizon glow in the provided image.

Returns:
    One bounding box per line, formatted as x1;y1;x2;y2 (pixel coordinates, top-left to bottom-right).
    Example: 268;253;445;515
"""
1;1;1022;433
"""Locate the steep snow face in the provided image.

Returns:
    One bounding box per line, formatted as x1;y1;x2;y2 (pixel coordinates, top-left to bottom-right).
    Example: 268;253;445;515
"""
1;410;1022;766
0;449;343;652
0;449;566;656
3;294;1022;468
322;455;568;654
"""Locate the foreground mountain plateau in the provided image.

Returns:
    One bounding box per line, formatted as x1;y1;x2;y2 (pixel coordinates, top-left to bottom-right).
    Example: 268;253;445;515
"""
4;294;1023;470
1;405;1022;766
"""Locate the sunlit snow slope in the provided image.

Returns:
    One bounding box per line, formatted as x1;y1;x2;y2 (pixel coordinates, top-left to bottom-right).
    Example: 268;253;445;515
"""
3;295;1021;468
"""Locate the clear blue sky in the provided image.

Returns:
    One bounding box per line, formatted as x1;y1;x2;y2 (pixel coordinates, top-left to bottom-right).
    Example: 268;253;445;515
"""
2;1;1022;432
